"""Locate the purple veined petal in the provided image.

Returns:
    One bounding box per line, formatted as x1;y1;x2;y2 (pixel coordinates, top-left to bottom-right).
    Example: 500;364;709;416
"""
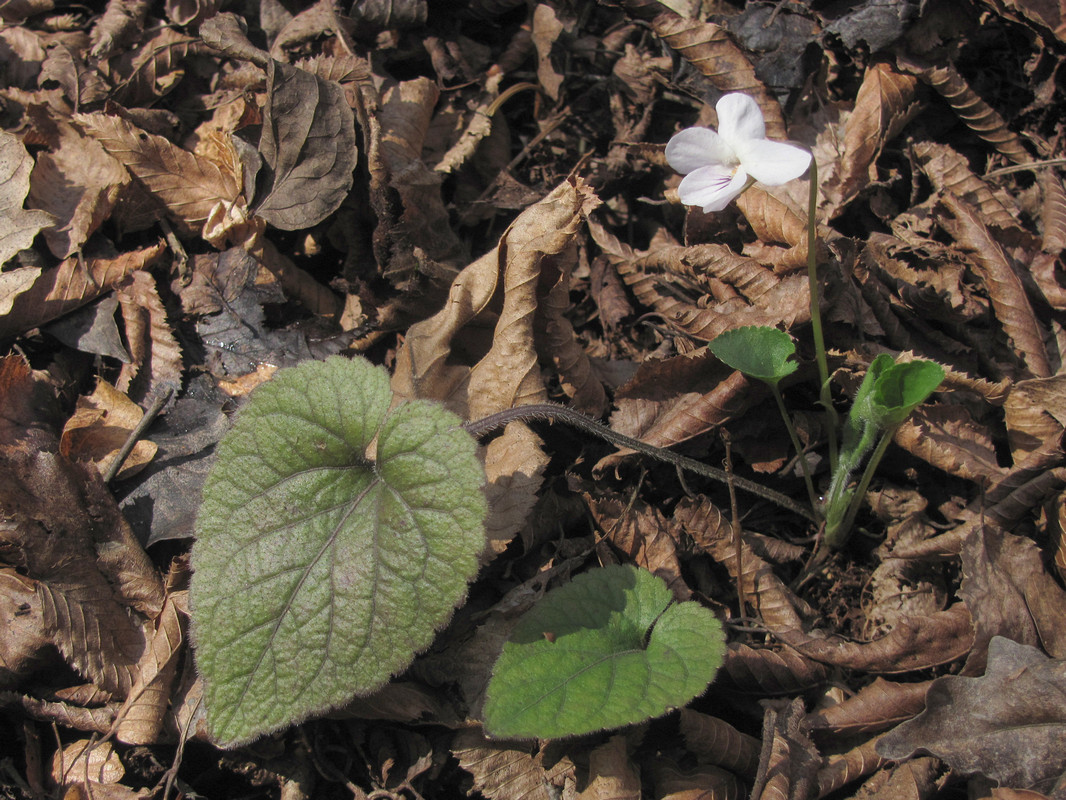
665;127;737;174
734;138;812;185
677;164;749;212
716;93;765;145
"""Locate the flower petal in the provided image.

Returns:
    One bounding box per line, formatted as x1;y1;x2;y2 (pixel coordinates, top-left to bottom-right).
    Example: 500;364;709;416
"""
716;93;765;144
677;165;749;212
665;127;736;174
734;138;812;185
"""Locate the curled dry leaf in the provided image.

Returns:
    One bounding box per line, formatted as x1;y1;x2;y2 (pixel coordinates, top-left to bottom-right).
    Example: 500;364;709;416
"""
720;643;831;696
651;760;743;800
1003;375;1066;468
577;734;640;800
807;678;930;737
481;422;550;562
114;270;183;406
680;708;762;779
817;737;886;799
751;698;820;800
913;141;1019;231
892;404;1005;487
52;739;124;789
0;129;55;266
453;726;575;800
60;379;158;481
1041;171;1066;253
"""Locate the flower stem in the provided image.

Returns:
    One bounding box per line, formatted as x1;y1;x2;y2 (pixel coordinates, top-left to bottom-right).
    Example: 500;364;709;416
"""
825;425;897;549
463;403;817;522
806;156;838;473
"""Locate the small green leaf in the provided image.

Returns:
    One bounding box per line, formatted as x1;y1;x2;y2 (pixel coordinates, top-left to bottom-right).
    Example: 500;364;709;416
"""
870;359;945;427
709;326;799;385
483;565;724;739
191;356;487;746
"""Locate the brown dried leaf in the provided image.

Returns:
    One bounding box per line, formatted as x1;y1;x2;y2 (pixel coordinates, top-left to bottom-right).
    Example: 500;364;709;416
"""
0;691;118;734
937;193;1050;379
892;404;1004;486
107;28;200;106
577;734;640;800
850;756;939;800
39;42;110;108
453;727;575;800
817;737;886;799
532;3;565;102
114;270;183;405
807;679;930;738
482;422;549;562
393;176;598;419
60;379;157;481
901;57;1030;163
777;603;975;674
1003;375;1066;467
1042;171;1066;253
587;492;690;600
0;0;54;23
878;637;1066;793
75;111;243;240
680;708;761;779
720;643;831;696
27;110;128;258
734;187;808;270
0;130;55;266
0;568;55;686
52;739;124;788
647;9;786;139
651;760;743;800
0;242;162;339
1049;490;1066;584
827;59;919;212
676;496;805;634
88;0;150;59
913;141;1019;231
751;698;820;800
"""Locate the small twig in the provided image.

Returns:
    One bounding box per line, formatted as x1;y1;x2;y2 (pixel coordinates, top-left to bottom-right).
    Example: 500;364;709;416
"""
104;389;173;484
722;430;747;615
984;157;1066;178
463;403;817;522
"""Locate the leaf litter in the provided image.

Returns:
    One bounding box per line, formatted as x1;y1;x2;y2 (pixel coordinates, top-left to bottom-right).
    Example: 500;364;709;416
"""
2;0;1066;797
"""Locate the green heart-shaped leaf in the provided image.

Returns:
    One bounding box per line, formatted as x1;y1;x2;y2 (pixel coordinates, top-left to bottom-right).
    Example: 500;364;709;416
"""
483;565;724;739
191;356;487;746
870;359;945;427
709;326;799;385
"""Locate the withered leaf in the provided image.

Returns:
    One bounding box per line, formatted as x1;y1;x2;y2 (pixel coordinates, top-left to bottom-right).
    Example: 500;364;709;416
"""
453;727;574;800
251;58;356;230
878;637;1066;793
0;130;54;266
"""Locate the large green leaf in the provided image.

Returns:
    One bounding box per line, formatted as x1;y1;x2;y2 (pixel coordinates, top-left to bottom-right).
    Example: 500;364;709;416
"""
483;565;725;739
709;325;799;385
191;356;487;746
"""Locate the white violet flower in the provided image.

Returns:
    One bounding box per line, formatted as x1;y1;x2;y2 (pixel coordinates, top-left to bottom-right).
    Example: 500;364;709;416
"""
665;93;812;212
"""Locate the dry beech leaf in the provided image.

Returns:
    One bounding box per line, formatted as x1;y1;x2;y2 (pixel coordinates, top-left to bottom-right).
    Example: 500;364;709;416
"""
777;603;975;675
481;422;550;562
826;58;919;213
577;734;640;800
1003;375;1066;467
937;193;1050;379
27;109;128;258
52;739;124;788
1041;171;1066;253
720;643;831;696
913;141;1019;231
453;727;574;800
675;495;805;635
0;568;56;685
532;3;565;102
817;737;886;799
392;176;598;419
586;492;690;600
900;56;1030;164
60;379;158;481
892;404;1005;486
0;690;120;735
734;187;809;270
651;760;742;800
680;708;761;779
107;28;201;106
89;0;150;59
114;270;183;405
0;267;41;316
878;637;1066;794
645;8;786;139
807;678;930;737
39;42;110;108
0;241;163;342
0;129;55;266
751;698;820;800
851;756;939;800
75;111;243;240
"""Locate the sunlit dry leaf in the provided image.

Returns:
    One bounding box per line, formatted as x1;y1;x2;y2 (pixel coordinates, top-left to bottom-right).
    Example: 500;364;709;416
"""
0;568;55;686
734;187;809;270
0;242;163;340
0;26;47;88
0;130;55;266
0;0;54;23
900;56;1030;164
164;0;221;26
482;422;549;562
60;379;157;481
1003;375;1066;468
892;404;1004;486
1042;171;1066;253
28;109;128;258
0;690;119;734
393;176;598;419
39;42;110;108
807;678;930;737
454;727;575;800
88;0;149;59
938;193;1050;379
76;112;243;241
532;3;565;101
680;709;761;779
878;637;1066;793
107;28;200;106
850;756;939;800
577;734;640;800
647;7;786;139
52;739;124;788
913;141;1019;231
826;58;919;213
114;270;183;406
0;267;41;316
